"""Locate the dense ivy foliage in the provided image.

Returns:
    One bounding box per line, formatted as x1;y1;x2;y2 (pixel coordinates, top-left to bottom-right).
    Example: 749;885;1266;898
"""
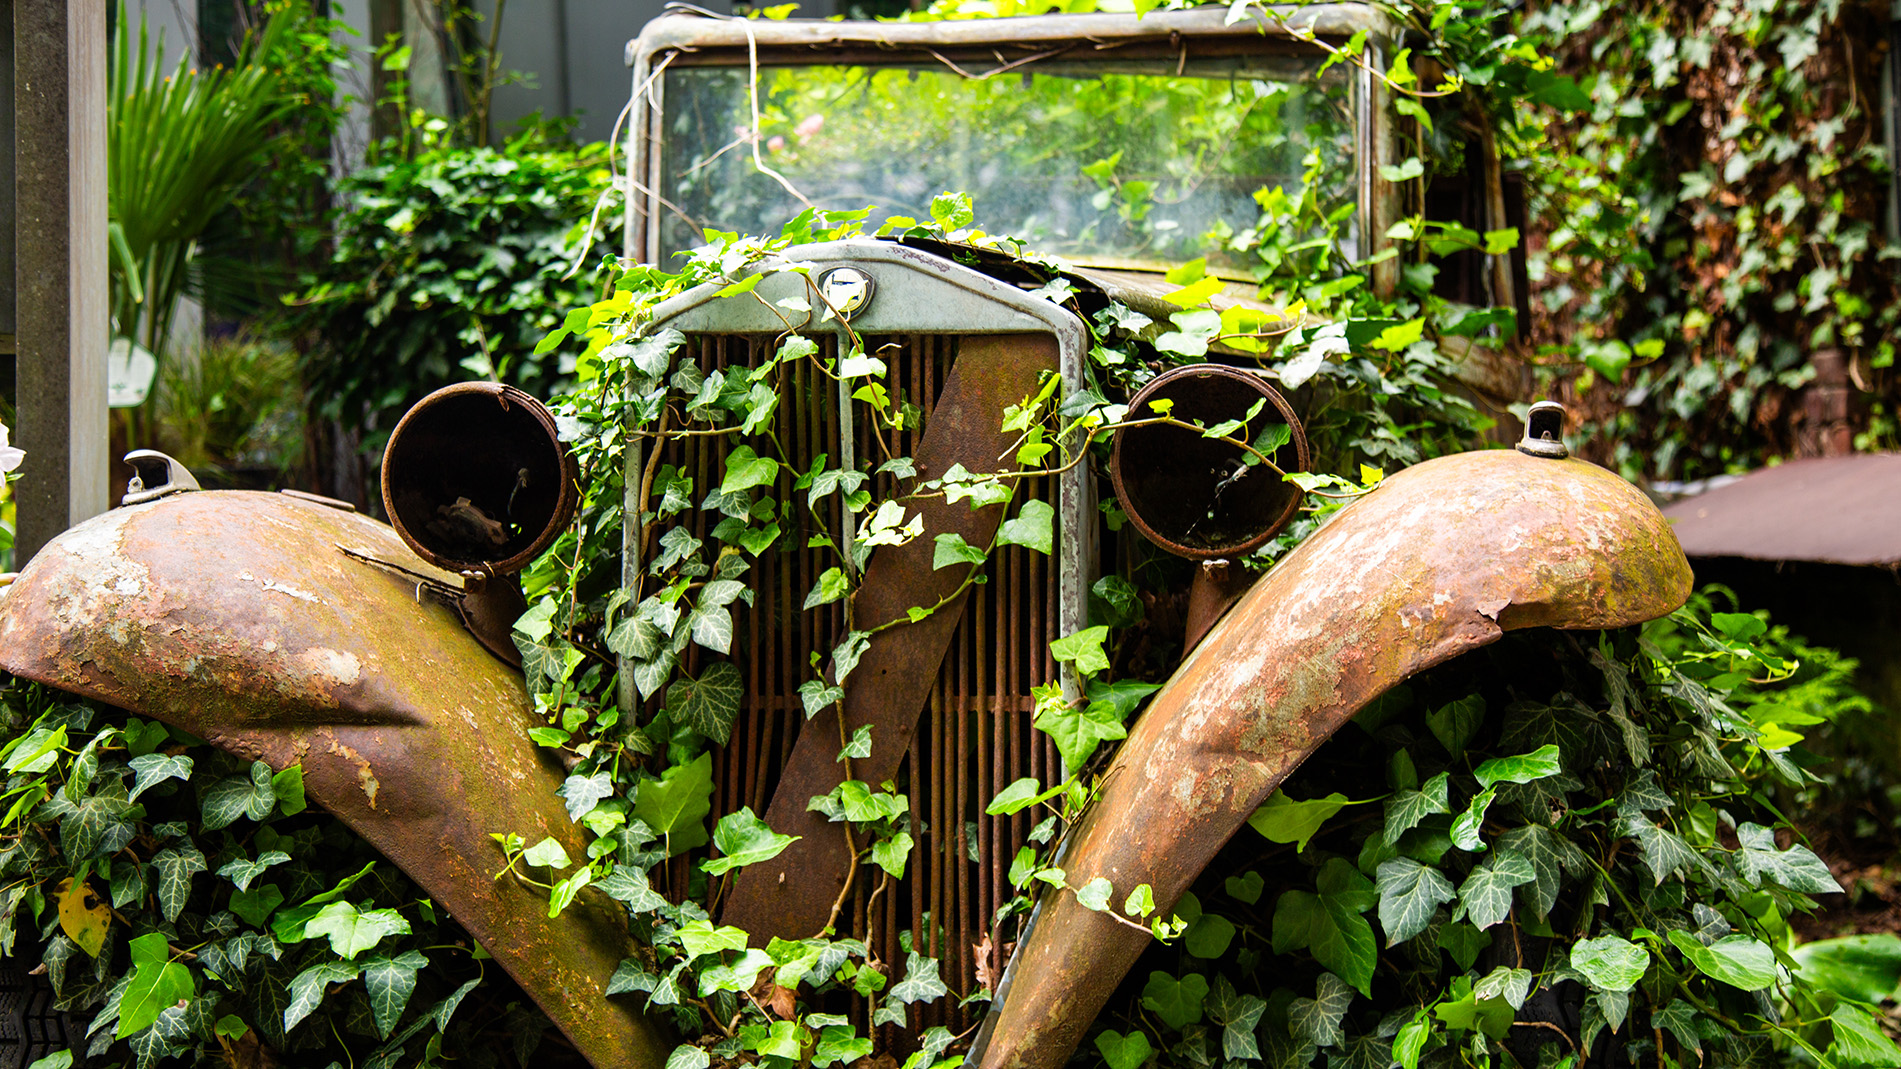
292;129;615;430
0;681;559;1069
1521;0;1900;479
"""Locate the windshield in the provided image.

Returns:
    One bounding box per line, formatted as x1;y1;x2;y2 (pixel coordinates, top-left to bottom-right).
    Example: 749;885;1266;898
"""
653;52;1357;272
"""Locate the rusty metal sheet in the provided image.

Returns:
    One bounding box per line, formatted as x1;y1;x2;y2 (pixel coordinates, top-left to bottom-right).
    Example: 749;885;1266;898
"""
0;492;669;1069
970;449;1693;1069
719;333;1059;944
1659;452;1901;566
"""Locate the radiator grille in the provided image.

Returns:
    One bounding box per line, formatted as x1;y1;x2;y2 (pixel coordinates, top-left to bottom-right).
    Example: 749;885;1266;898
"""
648;332;1062;1034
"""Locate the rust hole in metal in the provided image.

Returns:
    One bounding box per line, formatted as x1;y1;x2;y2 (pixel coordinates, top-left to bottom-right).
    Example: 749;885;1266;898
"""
382;383;577;573
1110;364;1309;560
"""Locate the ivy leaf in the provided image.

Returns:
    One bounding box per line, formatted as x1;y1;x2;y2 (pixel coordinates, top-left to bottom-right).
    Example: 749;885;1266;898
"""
151;843;208;923
677;919;750;962
522;838;571;869
1225;871;1265;905
1074;877;1115;913
1495;824;1588;918
932;534;988;571
800;680;844;719
606;615;663;661
1383;772;1450;844
127;753;194;803
1449;786;1496;852
698;948;773;995
230;885;285;928
117;933;196;1039
302;901;412;960
217;851;290;892
814;1024;873;1068
720;445;780;495
1667;931;1777;990
1141;971;1209;1030
1571;934;1649;992
1221;993;1266;1060
1620;807;1706;884
1048;626;1110;676
689;604;734;654
1828;1002;1901;1069
1095;1030;1154;1069
1473;745;1562;788
871;829;913;878
996;500;1054;555
804;567;851;608
665;663;743;746
558;772;615;823
839;725;873;761
272;765;307;816
1033;700;1127;771
1734;822;1839;894
1425;695;1483;759
1288;972;1353;1048
597;865;669;914
361;951;428;1039
633;752;714;855
202;762;278;831
1271;890;1377;995
606;958;659;997
1458;850;1535;930
665;1044;714;1069
283;959;361;1033
1437;922;1490;971
1376;857;1457;945
703;807;799;876
1249;791;1348;852
890;953;949;1005
1185;914;1236;959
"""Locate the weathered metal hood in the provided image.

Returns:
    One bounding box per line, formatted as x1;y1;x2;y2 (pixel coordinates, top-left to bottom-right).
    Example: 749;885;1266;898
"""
971;448;1695;1069
0;491;669;1069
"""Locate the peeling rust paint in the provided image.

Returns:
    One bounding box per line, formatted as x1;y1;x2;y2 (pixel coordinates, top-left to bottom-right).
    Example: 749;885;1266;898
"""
969;450;1694;1069
0;491;670;1069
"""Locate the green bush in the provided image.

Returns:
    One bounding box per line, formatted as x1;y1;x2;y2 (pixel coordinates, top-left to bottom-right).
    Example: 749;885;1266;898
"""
294;132;615;430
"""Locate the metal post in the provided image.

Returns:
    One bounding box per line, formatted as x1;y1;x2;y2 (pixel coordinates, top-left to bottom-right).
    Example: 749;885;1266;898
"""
13;0;109;562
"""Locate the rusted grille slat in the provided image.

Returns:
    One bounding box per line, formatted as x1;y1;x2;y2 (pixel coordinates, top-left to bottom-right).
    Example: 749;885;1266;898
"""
648;333;1059;1038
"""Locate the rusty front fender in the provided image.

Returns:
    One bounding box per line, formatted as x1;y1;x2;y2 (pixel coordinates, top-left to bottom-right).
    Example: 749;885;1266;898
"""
971;449;1694;1069
0;492;669;1069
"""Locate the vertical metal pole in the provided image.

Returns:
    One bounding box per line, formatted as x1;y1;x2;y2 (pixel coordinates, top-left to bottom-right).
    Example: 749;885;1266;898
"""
13;0;109;562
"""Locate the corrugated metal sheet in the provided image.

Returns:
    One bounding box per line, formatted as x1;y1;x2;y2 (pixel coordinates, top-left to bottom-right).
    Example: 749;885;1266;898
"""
1659;453;1901;566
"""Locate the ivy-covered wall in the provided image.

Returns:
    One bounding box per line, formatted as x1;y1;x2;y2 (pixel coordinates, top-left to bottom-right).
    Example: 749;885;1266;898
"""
1523;0;1900;481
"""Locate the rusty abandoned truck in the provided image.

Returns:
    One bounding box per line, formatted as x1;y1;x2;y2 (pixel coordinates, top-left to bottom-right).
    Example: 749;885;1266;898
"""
0;6;1689;1069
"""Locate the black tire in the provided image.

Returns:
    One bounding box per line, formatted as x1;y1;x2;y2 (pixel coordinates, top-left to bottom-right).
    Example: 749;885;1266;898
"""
0;957;84;1069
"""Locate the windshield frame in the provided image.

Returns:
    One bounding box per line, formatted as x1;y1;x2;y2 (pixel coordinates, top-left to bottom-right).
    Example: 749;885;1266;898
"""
623;5;1401;292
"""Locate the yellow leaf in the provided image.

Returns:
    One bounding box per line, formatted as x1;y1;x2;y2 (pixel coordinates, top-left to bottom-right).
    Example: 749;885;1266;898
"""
57;877;111;958
1358;465;1385;488
1163;276;1225;308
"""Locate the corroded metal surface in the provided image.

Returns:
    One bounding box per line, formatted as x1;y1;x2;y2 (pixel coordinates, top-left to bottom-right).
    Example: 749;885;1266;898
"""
971;449;1694;1069
0;493;668;1069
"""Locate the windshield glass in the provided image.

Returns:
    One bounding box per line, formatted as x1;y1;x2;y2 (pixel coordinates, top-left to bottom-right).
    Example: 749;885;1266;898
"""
654;52;1357;272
